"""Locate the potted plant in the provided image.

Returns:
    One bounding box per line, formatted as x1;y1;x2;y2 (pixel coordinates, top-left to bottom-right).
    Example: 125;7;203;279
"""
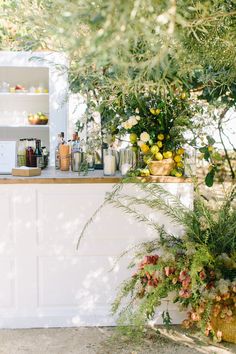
108;183;236;343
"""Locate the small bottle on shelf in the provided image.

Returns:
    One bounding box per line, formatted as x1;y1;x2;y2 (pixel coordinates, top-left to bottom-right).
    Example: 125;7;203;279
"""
17;139;26;167
35;139;44;168
71;133;83;172
55;133;62;170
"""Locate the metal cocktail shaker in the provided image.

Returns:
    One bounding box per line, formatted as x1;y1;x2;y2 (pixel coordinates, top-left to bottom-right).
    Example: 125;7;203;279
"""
71;151;84;172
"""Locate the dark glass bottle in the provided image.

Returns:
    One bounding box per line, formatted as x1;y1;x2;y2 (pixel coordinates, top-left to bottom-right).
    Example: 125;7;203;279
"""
35;140;44;168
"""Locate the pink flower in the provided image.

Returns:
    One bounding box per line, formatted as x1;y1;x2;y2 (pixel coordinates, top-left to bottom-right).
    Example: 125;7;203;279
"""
164;266;175;277
179;288;191;299
182;276;191;289
179;270;188;281
199;270;206;280
139;255;159;269
191;312;200;322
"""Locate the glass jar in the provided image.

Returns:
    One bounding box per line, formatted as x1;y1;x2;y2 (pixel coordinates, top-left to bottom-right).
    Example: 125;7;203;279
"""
87;153;95;171
184;145;196;177
103;149;116;176
119;148;136;176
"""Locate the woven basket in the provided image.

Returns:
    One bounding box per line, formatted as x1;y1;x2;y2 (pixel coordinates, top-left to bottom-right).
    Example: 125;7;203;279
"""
211;316;236;343
148;158;175;176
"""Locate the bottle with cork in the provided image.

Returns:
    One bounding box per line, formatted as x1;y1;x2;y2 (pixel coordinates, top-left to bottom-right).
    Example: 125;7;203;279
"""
59;132;70;171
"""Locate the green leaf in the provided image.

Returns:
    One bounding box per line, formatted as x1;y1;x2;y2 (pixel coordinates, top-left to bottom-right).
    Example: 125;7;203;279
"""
205;169;216;187
199;146;210;161
206;135;215;145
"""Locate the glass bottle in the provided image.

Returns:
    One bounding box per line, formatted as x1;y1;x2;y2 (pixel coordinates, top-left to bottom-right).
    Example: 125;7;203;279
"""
55;133;62;170
35;139;44;168
17;139;26;167
71;135;83;172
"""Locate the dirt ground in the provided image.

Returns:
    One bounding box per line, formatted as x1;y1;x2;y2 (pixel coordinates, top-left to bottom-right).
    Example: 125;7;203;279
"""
0;326;235;354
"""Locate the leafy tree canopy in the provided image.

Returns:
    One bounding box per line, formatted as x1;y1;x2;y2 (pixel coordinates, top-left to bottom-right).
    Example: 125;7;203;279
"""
0;0;236;102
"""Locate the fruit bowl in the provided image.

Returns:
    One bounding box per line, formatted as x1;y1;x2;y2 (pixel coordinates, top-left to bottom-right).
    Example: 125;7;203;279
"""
28;113;48;125
148;158;175;176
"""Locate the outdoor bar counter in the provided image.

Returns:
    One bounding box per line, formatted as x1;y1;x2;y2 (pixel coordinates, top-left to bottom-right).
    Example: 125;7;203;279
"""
0;169;193;328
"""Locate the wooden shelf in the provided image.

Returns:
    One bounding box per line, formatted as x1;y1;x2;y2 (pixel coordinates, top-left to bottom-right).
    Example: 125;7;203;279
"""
0;92;48;96
0;125;49;128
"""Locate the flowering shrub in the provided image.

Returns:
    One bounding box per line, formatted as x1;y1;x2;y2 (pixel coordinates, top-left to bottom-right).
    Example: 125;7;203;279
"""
111;184;236;342
100;91;199;177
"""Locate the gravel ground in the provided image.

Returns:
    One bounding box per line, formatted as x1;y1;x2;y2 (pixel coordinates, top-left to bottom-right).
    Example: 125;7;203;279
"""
0;326;235;354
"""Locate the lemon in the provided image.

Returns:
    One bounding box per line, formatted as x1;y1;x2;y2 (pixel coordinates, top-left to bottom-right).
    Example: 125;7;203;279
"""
143;156;152;164
155;152;163;161
150;108;156;115
157;133;164;141
174;155;182;163
157;141;163;148
163;151;173;159
177;148;185;155
177;161;184;168
150;145;159;154
208;145;214;152
175;172;183;177
140;144;149;154
155;108;161;115
140;169;150;177
130;133;138;144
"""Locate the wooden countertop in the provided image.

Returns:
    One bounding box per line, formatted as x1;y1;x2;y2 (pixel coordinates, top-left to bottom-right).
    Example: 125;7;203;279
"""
0;168;192;184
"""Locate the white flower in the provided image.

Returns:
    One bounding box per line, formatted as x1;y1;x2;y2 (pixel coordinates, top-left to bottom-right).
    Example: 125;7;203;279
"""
127;122;133;129
135;108;139;114
217;279;230;294
128;116;138;126
135;115;141;121
121;121;129;130
140;132;150;143
137;140;145;147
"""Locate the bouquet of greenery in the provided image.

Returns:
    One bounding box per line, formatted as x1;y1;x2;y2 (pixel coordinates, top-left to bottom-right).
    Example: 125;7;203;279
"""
100;91;199;177
108;183;236;342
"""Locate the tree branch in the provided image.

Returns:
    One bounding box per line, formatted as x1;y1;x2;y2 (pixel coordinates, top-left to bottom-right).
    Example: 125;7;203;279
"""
218;108;235;180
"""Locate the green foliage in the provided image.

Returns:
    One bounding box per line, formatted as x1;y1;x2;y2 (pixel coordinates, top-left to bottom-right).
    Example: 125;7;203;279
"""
1;0;236;101
101;182;236;338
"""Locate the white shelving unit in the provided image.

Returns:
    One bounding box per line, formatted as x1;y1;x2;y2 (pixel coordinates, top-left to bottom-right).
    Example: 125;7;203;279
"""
0;51;68;165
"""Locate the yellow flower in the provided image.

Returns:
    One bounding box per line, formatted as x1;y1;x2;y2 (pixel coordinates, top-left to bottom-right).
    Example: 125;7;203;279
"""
140;131;150;143
155;152;163;161
181;92;187;100
150;108;156;115
174;155;182;163
140;144;150;154
157;133;164;141
155;108;161;115
157;141;163;148
177;148;185;155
